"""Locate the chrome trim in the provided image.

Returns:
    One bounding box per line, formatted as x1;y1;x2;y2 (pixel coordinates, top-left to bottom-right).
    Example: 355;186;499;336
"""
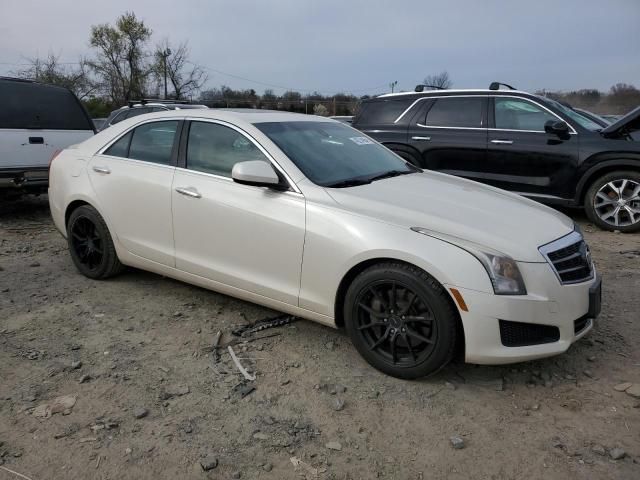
416;124;486;131
513;191;565;200
393;98;426;124
95;155;177;171
390;93;578;134
491;139;513;145
411;136;431;141
538;230;594;285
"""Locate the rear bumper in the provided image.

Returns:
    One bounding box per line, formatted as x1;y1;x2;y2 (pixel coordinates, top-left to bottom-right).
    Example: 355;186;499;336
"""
0;167;48;190
450;265;601;365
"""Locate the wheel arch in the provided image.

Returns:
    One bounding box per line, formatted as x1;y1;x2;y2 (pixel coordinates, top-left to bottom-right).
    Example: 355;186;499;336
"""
382;142;423;167
333;258;465;355
576;156;640;205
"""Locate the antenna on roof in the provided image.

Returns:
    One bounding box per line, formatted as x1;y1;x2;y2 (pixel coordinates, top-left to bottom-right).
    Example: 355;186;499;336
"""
489;82;516;91
415;84;445;92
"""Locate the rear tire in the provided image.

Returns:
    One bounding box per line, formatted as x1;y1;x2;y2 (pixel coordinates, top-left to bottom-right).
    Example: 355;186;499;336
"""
67;205;124;279
388;145;423;168
344;262;458;379
584;170;640;232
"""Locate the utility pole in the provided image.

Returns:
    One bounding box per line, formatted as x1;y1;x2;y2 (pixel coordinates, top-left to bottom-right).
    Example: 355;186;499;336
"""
161;47;172;99
389;80;398;93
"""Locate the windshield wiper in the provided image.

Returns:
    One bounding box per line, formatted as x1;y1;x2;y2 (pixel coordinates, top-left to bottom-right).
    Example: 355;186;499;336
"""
367;169;415;183
324;178;372;188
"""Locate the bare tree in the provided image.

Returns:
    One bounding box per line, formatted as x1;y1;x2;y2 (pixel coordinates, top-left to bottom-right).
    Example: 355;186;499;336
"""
423;71;453;89
154;40;207;100
14;53;95;99
87;11;153;104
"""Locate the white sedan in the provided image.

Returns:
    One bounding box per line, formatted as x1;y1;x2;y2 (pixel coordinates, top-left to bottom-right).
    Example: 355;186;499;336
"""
49;109;601;378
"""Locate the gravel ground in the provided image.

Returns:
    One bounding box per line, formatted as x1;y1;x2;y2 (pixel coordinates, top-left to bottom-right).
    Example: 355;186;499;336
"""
1;195;639;480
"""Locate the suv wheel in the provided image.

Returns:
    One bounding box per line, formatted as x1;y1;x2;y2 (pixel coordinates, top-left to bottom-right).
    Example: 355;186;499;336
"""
585;170;640;232
344;262;458;379
67;205;124;279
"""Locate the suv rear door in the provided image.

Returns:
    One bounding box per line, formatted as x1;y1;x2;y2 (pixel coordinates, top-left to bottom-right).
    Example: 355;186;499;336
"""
486;95;579;198
406;95;487;175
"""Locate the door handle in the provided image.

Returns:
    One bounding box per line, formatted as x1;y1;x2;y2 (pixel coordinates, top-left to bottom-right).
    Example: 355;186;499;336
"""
92;166;111;174
175;187;202;199
28;136;44;144
491;139;514;145
411;136;431;141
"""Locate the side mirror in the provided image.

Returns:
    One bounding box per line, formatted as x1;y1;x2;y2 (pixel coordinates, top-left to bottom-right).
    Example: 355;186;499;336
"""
544;120;570;135
232;160;286;190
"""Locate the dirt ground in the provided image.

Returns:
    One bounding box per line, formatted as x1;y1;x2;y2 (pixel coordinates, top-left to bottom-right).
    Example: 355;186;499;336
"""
0;195;639;480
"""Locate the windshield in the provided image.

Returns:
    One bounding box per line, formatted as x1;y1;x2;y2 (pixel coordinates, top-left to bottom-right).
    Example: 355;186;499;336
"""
255;121;417;187
539;97;602;131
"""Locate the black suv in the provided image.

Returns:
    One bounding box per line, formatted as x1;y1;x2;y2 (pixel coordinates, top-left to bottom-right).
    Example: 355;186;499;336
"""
353;84;640;232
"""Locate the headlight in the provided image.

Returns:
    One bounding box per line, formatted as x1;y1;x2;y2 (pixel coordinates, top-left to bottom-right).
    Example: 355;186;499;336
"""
411;227;527;295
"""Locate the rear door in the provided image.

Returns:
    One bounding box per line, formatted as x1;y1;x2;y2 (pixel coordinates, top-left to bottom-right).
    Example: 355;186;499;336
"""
486;96;579;198
406;96;487;174
88;119;180;266
0;80;94;173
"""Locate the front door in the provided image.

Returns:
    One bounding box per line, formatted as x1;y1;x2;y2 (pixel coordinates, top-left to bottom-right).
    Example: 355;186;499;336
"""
88;120;180;266
171;120;305;306
485;96;579;198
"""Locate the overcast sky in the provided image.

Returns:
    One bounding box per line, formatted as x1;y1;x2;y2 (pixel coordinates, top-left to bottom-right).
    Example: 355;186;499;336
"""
1;0;638;95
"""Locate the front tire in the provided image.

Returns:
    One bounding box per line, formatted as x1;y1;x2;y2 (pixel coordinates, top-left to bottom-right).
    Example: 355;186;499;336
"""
584;170;640;232
344;262;459;379
67;205;124;279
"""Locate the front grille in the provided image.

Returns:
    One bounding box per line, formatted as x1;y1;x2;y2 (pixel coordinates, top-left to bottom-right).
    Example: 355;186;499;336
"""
499;320;560;347
539;231;593;284
574;315;591;334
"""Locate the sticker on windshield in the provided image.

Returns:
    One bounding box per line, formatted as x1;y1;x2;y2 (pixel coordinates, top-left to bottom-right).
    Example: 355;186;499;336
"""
349;136;374;145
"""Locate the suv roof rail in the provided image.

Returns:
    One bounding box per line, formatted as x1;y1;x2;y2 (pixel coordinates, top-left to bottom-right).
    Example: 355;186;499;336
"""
414;84;446;92
489;82;516;91
126;98;191;107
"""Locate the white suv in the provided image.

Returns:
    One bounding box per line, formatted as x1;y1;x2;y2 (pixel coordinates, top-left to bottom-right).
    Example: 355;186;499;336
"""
48;109;601;378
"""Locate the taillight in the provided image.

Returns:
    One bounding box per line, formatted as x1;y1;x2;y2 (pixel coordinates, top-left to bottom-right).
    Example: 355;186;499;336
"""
48;149;62;178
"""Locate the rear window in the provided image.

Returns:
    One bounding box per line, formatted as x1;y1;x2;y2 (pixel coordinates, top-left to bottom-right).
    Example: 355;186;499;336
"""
0;80;93;130
355;99;414;125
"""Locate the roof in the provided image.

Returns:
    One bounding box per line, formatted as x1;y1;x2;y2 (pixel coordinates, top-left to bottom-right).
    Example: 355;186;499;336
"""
376;89;528;99
119;108;333;125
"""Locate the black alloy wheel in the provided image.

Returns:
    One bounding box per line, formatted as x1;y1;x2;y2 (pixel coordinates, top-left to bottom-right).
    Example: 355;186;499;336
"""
345;262;458;379
67;205;123;279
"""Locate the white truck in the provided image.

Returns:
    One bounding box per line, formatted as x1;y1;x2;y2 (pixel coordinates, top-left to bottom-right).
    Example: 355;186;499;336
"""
0;77;95;197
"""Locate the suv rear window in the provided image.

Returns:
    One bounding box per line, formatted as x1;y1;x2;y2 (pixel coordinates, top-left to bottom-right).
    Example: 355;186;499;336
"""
355;99;414;125
424;97;484;128
0;80;93;130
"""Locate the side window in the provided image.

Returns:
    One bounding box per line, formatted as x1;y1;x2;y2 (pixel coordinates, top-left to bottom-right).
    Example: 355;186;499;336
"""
186;122;268;177
125;107;152;120
128;121;179;165
424;97;484;128
104;131;132;157
494;98;556;131
355;99;414;125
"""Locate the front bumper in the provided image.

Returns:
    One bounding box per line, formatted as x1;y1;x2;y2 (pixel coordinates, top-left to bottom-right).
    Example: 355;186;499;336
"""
449;263;601;365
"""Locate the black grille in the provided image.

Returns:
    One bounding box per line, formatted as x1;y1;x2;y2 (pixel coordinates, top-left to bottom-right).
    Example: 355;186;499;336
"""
499;320;560;347
545;240;592;284
574;315;591;334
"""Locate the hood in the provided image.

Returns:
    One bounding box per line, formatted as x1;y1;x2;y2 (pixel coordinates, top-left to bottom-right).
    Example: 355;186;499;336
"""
325;172;574;262
601;105;640;137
